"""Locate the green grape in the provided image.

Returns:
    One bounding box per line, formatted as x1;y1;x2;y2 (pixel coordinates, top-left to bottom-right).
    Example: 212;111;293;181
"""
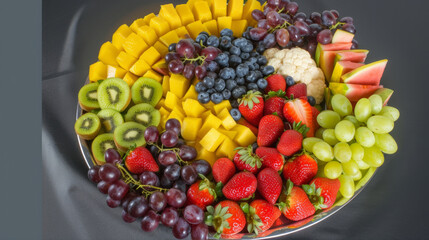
315;127;325;139
323;129;339;146
367;115;394;134
350;143;364;162
331;94;352;117
351;169;362;181
354;98;372;122
341;159;360;176
315;164;327;178
324;161;343;179
343;115;364;129
339;174;355;199
313;141;334;162
368;94;383;114
334;120;355;142
379;106;400;121
303;137;323;152
334;196;351;207
355;167;377;191
317;110;341;129
362;146;384;167
355;127;375;147
333;142;352;163
374;133;398;154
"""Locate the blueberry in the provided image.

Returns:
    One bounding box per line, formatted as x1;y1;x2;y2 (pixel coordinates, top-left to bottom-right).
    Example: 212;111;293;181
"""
203;76;215;88
207;36;219;47
261;65;275;76
246;61;256;70
220;36;232;50
196;34;208;45
307;96;316;106
238;86;247;96
249;57;257;64
219;67;236;80
253;63;260;70
247;83;258;91
214;79;226;92
246;71;258;82
220;28;234;38
229;46;241;56
232;87;243;99
240;52;250;60
222;89;232;100
226;79;237;91
256;44;266;54
236;63;249;78
230;99;239;108
199;31;209;37
242;31;251;40
229;55;242;67
230;108;242;121
286;76;295;86
210;92;224;104
198;92;210;104
195;82;207;93
257;78;268;90
206;88;216;94
257;55;268;65
250;52;259;58
251;142;258;153
254;70;263;79
206;71;217;79
168;43;177;52
207;61;219;72
215;53;229;67
232;38;247;48
236;77;245;85
241;43;254;53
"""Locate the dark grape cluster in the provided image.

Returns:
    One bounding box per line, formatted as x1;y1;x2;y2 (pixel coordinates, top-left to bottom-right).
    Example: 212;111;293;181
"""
250;0;358;56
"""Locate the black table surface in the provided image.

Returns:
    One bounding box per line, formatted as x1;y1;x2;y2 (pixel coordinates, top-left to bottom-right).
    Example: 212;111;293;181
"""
42;0;429;239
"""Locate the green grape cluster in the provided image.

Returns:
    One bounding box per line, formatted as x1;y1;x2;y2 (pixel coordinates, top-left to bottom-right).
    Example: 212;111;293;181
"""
303;94;399;200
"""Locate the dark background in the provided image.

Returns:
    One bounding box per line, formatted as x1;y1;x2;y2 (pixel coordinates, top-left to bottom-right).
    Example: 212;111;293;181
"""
39;0;429;239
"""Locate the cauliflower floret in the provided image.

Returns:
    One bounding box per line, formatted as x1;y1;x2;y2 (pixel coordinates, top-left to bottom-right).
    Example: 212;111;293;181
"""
307;79;326;104
263;48;280;59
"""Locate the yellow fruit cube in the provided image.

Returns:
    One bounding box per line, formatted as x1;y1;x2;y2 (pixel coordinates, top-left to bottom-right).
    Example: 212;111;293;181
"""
112;24;132;51
162;75;170;97
186;20;209;39
242;0;261;26
169;74;190;98
123;72;138;86
217;16;232;33
136;26;158;46
216;137;238;159
218;108;237;130
176;4;195;26
213;100;232;115
140;47;161;66
116;51;137;71
122;33;148;58
129;58;151;76
167;111;184;125
89;62;107;82
191;77;200;86
130;18;146;32
199;128;226;152
153;41;169;57
202;101;216;111
156;98;166;109
172;106;186;119
143;70;162;82
98;42;120;66
106;65;127;79
196;144;218;166
150;16;171;37
192;1;212;22
159;106;170;118
212;0;227;19
152;59;168;76
182;117;203;141
175;26;191;38
165;91;181;111
183;85;198;100
198;114;222;138
159;31;180;48
206;0;214;7
182;98;206;117
201;110;212;120
159;4;182;29
186;141;197;148
203;20;219;36
227;0;244;20
143;13;157;25
218;128;238;140
231;20;248;38
232;124;257;147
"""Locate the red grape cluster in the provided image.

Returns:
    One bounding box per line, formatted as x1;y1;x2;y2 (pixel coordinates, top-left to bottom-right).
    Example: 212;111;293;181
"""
250;0;358;56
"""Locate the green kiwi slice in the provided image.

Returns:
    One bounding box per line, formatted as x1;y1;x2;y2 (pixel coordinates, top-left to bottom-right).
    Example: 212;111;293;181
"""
98;78;131;112
113;122;146;152
97;109;124;133
78;82;100;111
74;113;101;140
91;133;121;165
124;103;161;128
131;77;162;106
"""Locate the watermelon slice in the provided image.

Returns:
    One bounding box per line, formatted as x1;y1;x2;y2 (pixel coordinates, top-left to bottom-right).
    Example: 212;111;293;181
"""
331;61;364;82
374;88;394;106
341;59;388;86
315;42;353;66
329;82;382;102
335;50;369;63
332;29;354;43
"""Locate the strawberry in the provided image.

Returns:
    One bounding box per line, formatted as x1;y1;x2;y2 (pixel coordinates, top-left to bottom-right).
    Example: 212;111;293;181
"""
255;147;285;172
212;158;236;184
311;106;320;131
233;145;262;174
223;171;257;201
278;180;316;221
243;200;281;234
187;177;216;210
285;83;307;99
303;177;341;210
205;200;246;237
283;97;314;137
283;153;318;186
276;122;308;156
263;90;286;120
265;74;286;93
238;90;264;126
237;118;258;135
257;167;283;204
124;146;159;174
257;115;284;147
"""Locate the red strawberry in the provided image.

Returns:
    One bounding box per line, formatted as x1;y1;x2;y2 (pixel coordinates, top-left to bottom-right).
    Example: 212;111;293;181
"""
125;146;159;174
283;153;318;186
263;90;286;120
212;158;236;184
237;117;259;135
311;106;320;131
286;83;307;99
303;177;341;210
283;98;314;137
233;145;262;174
276;122;308;156
205;200;246;237
257;167;283;204
255;147;284;172
257;115;284;147
187;178;216;210
239;90;264;126
278;180;316;221
244;199;281;234
265;74;286;93
223;171;257;201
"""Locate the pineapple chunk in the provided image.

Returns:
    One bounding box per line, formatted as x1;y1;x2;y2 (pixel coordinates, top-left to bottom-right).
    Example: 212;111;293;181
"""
183;85;198;100
175;26;191;38
140;47;161;66
182;98;206;117
218;128;238;140
159;4;182;29
143;13;156;25
232;124;257;147
182;117;203;141
198;114;222;138
159;30;180;47
150;16;171;36
203;20;219;36
218;108;237;130
212;0;227;19
143;70;162;82
216;137;238;159
196;144;218;166
227;0;244;20
116;51;137;71
164;91;181;111
169;74;190;98
129;58;151;76
176;4;195;26
130;18;146;32
106;65;127;79
192;1;212;22
89;62;107;82
98;42;120;66
122;33;149;58
122;72;138;86
136;26;158;46
112;24;132;51
162;76;170;97
213;100;232;115
186;20;209;39
231;20;248;38
199;128;226;152
217;16;232;33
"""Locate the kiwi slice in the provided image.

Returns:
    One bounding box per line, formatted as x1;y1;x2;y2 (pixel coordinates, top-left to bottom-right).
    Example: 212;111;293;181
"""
124;103;161;128
91;133;121;165
78;82;100;111
97;109;124;133
131;77;162;106
114;122;146;152
74;113;101;140
98;78;131;112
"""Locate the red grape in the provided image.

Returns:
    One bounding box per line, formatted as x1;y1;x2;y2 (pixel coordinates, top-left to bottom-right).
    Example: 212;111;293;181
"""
317;29;333;44
161;207;179;227
181;165;198;185
168;59;185;74
294;20;310;36
257;19;270;30
183;63;196;80
191;160;211;176
158;150;178;166
165;118;181;135
121;209;136;223
139;171;160;189
309;23;323;37
104;148;122;165
144;126;159;144
287;25;301;42
108;179;130;201
342;23;356;34
173;218;191;239
121;192;138;210
98;163;121;183
176;39;195;58
193;43;202;55
127;196;149;218
322;10;336;27
285;2;299;16
178;145;197;161
266;11;281;26
249;28;268;41
340;16;354;24
191;223;209;240
161;130;179;147
201;46;219;61
149;191;167;212
165;52;181;63
195;65;207;80
293;12;306;22
263;33;276;48
97;181;111;194
172;179;187;193
165;188;187;208
88;165;101;183
106;195;122;208
141;210;160;232
183;205;204;225
331;9;340;19
276;28;290;47
252;9;265;21
164;164;181;181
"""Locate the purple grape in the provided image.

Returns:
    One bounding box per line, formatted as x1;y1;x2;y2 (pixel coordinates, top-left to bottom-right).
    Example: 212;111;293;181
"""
317;29;333;44
276;28;290;47
252;9;265;21
183;63;196;80
267;0;281;6
249;28;268;41
104;148;122;165
141;210;160;232
201;46;219;61
342;23;356;34
172;179;187;193
149;191;167;212
98;163;121;183
266;11;281;26
181;165;198;185
165;118;181;135
193;43;202;55
307;38;318;57
121;209;136;223
97;181;111;194
195;65;207;80
176;138;186;147
173;218;191;239
164;164;181;181
139;171;160;189
165;52;181;63
330;9;340;19
121;192;138;210
191;223;209;240
160;130;179;147
262;33;276;48
148;145;160;159
294;20;310;36
287;25;301;42
108;179;130;201
322;10;336;27
310;12;322;24
178;145;197;161
309;23;323;37
293;12;306;22
165;188;187;208
158;150;177;166
257;20;270;30
351;39;359;49
176;39;195;58
285;2;299;16
88;165;101;183
160;175;173;188
127;196;149;218
168;59;185;74
183;205;204;225
191;160;211;176
161;207;179;227
340;16;354;24
106;196;121;208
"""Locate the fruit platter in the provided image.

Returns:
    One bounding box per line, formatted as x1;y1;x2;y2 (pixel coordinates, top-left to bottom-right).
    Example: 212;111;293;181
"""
75;0;399;239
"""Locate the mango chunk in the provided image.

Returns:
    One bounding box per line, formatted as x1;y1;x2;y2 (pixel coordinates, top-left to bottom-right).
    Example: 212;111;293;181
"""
152;58;169;76
176;4;195;26
89;62;107;82
159;106;170;118
140;47;161;66
203;20;219;36
123;33;148;58
129;58;151;76
201;110;212;120
136;25;158;46
192;1;212;22
98;42;120;66
232;124;257;147
216;137;238;159
143;13;157;25
199;128;226;152
156;98;167;110
196;144;218;166
169;74;190;98
182;117;203;141
242;0;261;26
186;20;209;39
143;70;162;82
185;141;197;148
183;85;198;100
202;101;216;112
231;19;248;38
162;76;170;97
165;91;181;111
106;65;127;79
175;26;191;38
116;51;137;71
213;100;232;115
217;16;232;33
150;16;171;36
122;72;138;86
112;24;132;51
227;0;243;20
172;106;186;119
130;18;146;32
218;128;238;140
159;4;182;29
198;114;222;138
218;108;237;130
153;41;169;57
160;31;180;48
212;0;227;19
167;111;184;125
183;98;206;117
